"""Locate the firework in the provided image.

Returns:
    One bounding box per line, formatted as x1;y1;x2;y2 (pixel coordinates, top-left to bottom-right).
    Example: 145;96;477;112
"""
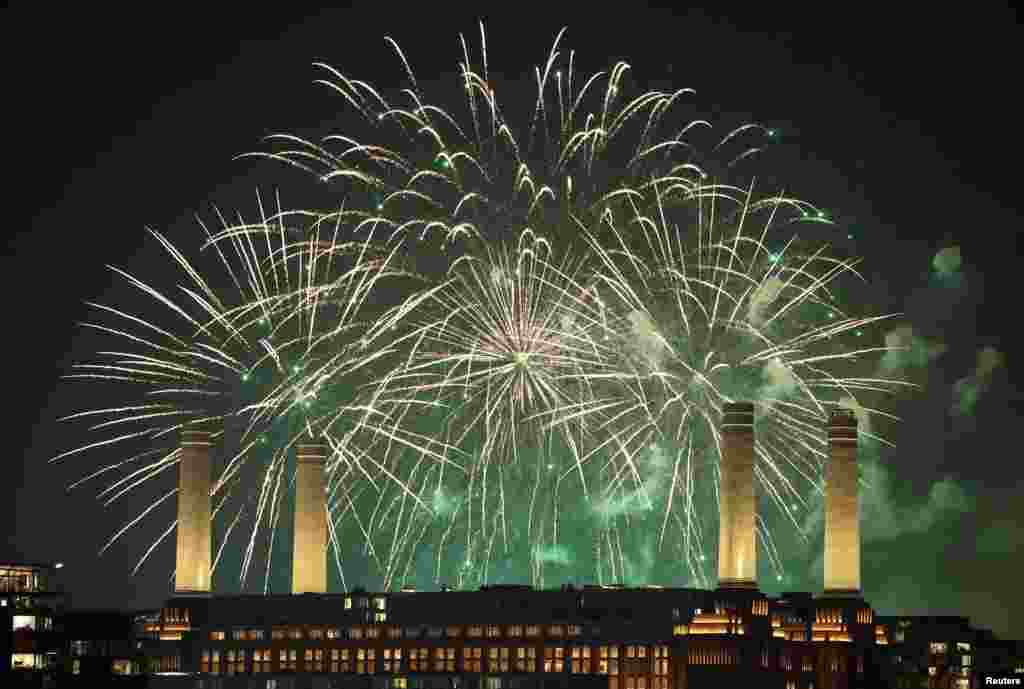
55;24;909;592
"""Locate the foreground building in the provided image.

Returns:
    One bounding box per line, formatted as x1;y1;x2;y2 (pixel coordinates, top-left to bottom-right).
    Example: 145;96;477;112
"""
78;406;1024;687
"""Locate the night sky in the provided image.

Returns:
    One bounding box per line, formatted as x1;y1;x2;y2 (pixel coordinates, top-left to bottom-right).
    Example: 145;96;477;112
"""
6;5;1022;639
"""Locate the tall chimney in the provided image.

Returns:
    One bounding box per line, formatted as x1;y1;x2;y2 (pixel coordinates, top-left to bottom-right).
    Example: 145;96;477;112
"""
718;401;757;589
824;411;860;595
292;440;328;594
175;428;212;593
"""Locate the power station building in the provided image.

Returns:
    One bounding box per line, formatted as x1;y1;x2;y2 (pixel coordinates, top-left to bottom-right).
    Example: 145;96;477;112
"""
126;404;1020;689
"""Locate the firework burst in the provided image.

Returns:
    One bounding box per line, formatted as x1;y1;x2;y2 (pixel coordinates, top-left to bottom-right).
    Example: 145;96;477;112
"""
55;24;910;592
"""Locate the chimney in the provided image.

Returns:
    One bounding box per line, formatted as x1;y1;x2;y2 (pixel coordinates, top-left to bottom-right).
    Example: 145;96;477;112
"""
175;428;212;593
292;440;328;594
717;401;757;590
824;411;860;595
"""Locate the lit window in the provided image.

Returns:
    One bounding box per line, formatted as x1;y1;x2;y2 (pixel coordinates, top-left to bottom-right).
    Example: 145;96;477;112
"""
930;642;948;654
288;627;302;640
963;655;971;666
468;626;483;638
366;626;380;639
549;625;564;637
929;666;937;676
956;642;971;652
350;627;364;640
231;629;245;641
446;626;462;638
487;625;501;638
392;679;408;689
308;627;324;640
507;625;522;637
344;596;352;610
374;596;387;610
375;612;387;623
526;625;540;637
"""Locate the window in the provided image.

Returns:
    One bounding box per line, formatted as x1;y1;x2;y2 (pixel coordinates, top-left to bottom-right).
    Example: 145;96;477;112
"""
404;627;422;639
463;647;483;672
375;612;388;623
350;626;364;640
526;625;540;637
201;650;210;674
210;650;221;674
374;596;387;610
928;666;937;676
231;629;246;641
383;648;403;672
544;647;565;672
308;627;324;640
279;649;296;671
387;626;401;639
802;656;813;672
507;625;522;637
549;625;565;637
271;627;287;640
487;625;501;638
330;649;351;673
956;642;971;652
599;646;620;675
486;679;503;689
468;625;483;638
327;627;342;639
654;646;669;676
234;650;246;674
930;642;948;654
253;649;271;673
366;626;380;639
571;646;592;673
392;679;408;689
344;596;352;610
568;625;581;637
288;627;302;640
408;648;429;672
514;646;536;672
356;648;376;674
962;655;971;666
249;629;264;641
488;647;510;672
305;649;324;672
446;626;462;638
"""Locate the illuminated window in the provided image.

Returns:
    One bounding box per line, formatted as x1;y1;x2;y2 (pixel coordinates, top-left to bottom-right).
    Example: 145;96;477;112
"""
374;596;387;610
446;626;462;638
12;615;36;631
392;679;408;689
356;648;376;674
468;626;483;638
288;627;302;640
327;627;342;640
210;650;221;675
956;642;971;652
445;648;456;672
544;647;565;672
526;625;540;637
507;625;522;637
253;649;271;673
486;679;503;689
930;642;948;654
383;648;403;672
549;625;565;637
249;629;264;640
367;626;380;639
201;650;210;674
802;656;813;672
308;627;324;640
387;626;401;639
306;649;324;672
404;626;422;639
344;596;352;610
271;627;286;640
962;655;971;666
487;625;501;638
781;652;792;671
571;646;592;673
350;627;364;640
234;649;246;674
279;649;296;672
463;647;483;672
514;646;537;672
929;666;937;676
330;649;351;673
375;612;388;623
226;650;236;675
567;624;582;636
231;629;245;641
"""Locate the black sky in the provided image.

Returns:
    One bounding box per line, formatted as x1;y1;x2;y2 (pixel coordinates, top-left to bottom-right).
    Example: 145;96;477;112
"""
7;4;1023;636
